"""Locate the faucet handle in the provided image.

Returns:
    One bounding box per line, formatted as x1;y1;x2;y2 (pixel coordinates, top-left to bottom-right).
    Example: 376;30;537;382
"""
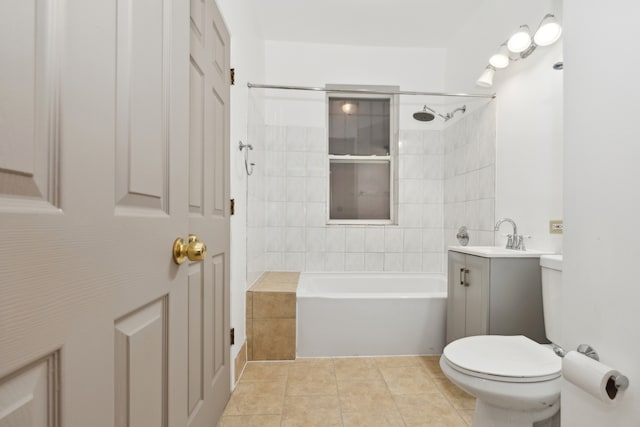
505;234;514;249
515;235;532;251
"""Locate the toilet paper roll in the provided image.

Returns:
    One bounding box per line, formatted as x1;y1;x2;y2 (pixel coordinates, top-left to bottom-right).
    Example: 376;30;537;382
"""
563;351;625;403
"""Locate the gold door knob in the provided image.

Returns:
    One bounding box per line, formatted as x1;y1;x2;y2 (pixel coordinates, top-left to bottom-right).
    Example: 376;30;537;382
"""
172;234;207;264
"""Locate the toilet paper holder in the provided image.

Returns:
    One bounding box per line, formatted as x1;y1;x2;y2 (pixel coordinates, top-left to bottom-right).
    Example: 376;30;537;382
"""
577;344;630;392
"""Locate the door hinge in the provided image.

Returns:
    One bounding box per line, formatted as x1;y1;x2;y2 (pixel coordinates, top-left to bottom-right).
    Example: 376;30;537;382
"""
230;198;235;215
230;68;235;85
230;328;235;345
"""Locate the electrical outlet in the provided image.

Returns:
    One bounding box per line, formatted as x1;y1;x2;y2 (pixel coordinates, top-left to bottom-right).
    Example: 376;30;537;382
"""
549;220;563;234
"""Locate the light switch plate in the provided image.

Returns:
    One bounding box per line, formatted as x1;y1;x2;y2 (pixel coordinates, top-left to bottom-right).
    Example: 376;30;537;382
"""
549;220;563;234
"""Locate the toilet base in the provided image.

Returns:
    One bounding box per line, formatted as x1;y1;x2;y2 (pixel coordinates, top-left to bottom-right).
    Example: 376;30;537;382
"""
472;399;560;427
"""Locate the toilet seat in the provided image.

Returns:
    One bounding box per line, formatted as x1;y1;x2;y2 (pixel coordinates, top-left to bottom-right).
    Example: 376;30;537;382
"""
443;335;561;383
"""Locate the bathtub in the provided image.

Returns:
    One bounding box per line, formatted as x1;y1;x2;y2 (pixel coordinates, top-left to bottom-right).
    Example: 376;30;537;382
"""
296;273;447;357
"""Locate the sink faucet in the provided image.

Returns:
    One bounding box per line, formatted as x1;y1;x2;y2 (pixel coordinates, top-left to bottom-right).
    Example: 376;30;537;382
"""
494;218;519;249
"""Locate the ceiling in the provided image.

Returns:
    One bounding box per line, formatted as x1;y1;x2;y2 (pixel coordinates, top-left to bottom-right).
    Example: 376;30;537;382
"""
247;0;490;48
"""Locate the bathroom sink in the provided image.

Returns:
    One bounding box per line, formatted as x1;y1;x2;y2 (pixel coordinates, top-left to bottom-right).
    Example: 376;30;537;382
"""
448;246;554;258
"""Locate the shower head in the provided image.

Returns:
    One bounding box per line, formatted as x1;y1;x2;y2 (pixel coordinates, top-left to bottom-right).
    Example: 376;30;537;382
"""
413;106;436;122
444;105;467;121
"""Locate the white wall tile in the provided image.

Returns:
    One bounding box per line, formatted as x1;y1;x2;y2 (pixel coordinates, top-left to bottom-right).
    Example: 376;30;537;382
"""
399;179;423;203
345;253;365;271
384;228;404;253
265;152;285;177
265;125;285;152
454;146;467;175
399;155;424;179
423;180;443;203
403;230;422;252
423;154;444;179
306;127;326;152
305;152;326;177
285;202;306;227
266;202;286;226
453;174;466;202
477;165;495;199
399;130;423;154
305;227;325;252
284;227;305;252
398;204;422;228
422;204;443;228
465;170;480;201
305;252;325;271
305;202;326;227
324;252;345;271
477;198;495;231
325;227;345;252
284;252;305;271
364;253;384;271
422;253;443;273
403;253;422;272
285;126;307;152
265;227;284;252
305;177;326;202
286;177;306;202
266;177;286;201
365;227;385;252
384;253;403;271
423;131;443;155
286;152;306;176
345;227;365;252
422;229;444;252
465;137;480;172
265;252;284;270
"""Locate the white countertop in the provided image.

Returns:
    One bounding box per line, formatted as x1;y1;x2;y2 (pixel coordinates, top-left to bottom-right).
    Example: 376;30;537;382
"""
448;246;555;258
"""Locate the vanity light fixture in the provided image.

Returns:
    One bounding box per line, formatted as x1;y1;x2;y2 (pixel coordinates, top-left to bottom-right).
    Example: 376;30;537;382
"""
341;101;357;114
476;14;562;88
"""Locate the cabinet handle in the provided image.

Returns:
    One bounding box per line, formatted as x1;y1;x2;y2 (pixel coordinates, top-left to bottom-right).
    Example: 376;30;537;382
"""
463;268;470;287
459;268;465;286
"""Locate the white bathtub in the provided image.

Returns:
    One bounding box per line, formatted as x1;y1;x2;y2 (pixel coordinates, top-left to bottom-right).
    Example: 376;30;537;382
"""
296;273;447;357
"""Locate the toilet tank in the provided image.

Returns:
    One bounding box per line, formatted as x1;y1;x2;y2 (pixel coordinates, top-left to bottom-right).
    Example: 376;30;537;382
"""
540;255;563;345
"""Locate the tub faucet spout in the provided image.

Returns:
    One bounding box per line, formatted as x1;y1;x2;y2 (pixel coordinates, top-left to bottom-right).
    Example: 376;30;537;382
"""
494;218;518;249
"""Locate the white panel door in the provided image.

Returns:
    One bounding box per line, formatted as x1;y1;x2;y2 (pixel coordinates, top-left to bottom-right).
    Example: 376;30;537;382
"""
0;0;229;426
188;1;231;425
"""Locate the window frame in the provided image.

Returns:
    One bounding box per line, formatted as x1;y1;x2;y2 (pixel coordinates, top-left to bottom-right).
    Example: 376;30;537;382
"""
325;89;398;225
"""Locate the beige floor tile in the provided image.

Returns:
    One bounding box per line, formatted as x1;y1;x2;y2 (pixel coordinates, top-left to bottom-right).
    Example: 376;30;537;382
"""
394;394;467;427
281;412;344;427
342;410;406;427
380;366;440;395
233;379;286;396
286;376;338;396
217;414;281;427
288;361;335;380
434;378;476;410
457;409;474;426
334;357;382;381
418;356;446;379
283;395;341;416
240;361;291;381
373;356;423;368
222;392;284;416
338;380;397;413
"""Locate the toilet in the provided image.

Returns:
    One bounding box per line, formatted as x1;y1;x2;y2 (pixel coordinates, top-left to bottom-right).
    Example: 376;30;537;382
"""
440;254;563;427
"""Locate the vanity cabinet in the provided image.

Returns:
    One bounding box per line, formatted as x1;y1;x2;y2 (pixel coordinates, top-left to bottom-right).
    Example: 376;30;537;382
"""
446;250;547;344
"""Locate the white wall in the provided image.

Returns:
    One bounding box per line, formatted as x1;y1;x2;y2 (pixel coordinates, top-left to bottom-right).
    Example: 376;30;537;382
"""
214;0;265;385
562;1;640;425
446;0;563;253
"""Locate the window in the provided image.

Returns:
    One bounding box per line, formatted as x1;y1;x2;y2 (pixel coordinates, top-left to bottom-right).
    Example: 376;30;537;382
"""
327;92;397;223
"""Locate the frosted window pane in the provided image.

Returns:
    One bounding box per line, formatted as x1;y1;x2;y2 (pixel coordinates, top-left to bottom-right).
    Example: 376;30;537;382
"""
328;98;390;155
329;161;390;220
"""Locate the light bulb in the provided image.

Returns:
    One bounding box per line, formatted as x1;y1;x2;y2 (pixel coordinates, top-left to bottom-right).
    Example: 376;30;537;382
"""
476;66;495;88
507;25;532;53
489;45;510;69
342;102;356;114
534;14;562;46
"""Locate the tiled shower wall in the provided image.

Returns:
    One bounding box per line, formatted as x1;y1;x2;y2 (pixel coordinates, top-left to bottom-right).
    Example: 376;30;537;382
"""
443;102;496;249
247;101;496;277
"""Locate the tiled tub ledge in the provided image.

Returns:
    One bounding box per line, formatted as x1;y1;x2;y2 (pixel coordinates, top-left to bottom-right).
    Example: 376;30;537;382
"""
246;272;299;361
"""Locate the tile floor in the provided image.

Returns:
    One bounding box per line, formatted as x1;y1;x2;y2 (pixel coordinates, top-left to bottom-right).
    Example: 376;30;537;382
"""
218;356;476;427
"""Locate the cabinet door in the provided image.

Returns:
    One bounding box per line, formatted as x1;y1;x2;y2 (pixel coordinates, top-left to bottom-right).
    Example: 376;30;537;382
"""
465;255;490;337
446;251;468;343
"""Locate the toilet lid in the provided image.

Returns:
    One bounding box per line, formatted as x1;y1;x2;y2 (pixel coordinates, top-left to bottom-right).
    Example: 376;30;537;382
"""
443;335;561;383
